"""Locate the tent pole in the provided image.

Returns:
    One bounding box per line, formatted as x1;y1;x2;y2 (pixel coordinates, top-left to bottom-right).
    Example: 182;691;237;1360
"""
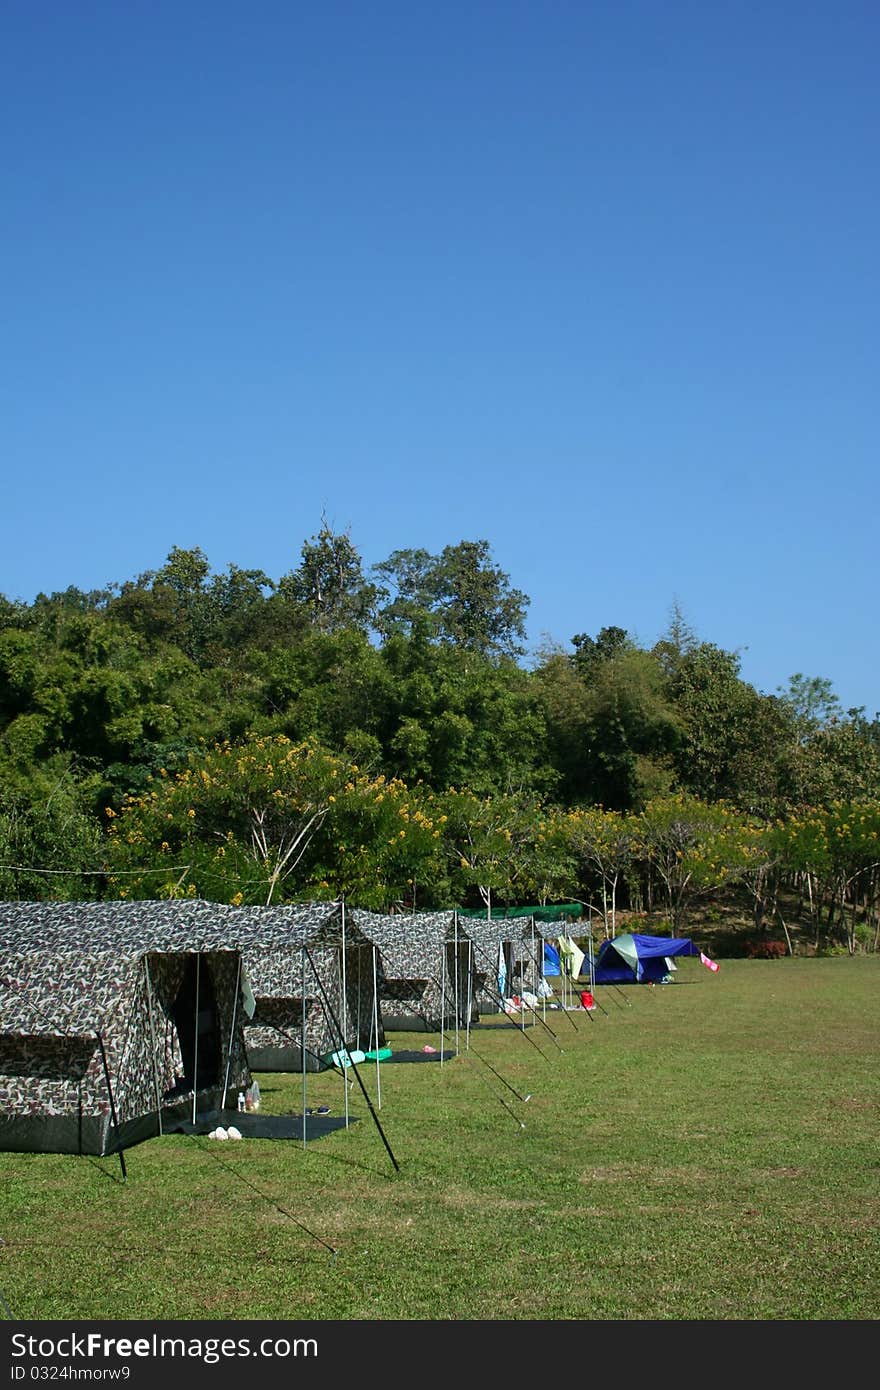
427;966;552;1061
372;944;382;1110
302;945;307;1150
143;957;164;1137
529;918;535;1022
341;900;350;1128
462;938;562;1051
585;923;611;1017
465;935;473;1052
304;948;400;1173
589;922;595;993
534;920;545;1025
453;914;460;1058
439;928;447;1068
95;1032;127;1182
192;954;200;1127
221;954;242;1113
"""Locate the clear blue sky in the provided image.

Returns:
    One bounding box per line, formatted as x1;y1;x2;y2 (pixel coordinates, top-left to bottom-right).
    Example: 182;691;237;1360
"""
3;1;878;714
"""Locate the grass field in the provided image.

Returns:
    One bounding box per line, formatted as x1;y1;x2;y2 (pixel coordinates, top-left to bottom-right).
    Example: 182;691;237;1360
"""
0;957;877;1322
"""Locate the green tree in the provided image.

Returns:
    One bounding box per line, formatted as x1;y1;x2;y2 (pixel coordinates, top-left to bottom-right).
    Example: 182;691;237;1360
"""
279;519;377;633
0;764;104;901
534;636;677;810
440;787;543;913
374;540;528;658
307;774;447;909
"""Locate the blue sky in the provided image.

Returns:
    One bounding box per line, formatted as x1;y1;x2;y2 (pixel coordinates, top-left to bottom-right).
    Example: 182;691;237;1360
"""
3;1;878;714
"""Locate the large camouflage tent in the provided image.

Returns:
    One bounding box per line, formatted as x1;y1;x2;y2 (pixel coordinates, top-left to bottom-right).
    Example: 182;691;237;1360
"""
0;899;387;1090
224;901;386;1071
458;905;585;1007
457;913;529;1013
346;909;476;1031
0;900;251;1156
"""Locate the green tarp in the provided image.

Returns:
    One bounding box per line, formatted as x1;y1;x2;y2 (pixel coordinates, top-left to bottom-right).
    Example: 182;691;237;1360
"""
457;903;583;922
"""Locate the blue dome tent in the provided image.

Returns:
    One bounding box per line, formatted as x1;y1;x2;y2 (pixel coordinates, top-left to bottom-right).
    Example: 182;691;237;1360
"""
592;932;700;984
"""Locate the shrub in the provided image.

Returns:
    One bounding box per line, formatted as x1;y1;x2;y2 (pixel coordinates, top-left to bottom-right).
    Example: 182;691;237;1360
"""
744;939;787;959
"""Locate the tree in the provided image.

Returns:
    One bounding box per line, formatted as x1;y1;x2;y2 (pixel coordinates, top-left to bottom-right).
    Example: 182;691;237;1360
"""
440;787;543;913
0;764;104;901
663;641;799;812
374;540;528;658
777;674;842;736
563;806;639;937
306;775;447;909
377;630;549;795
534;637;678;810
279;519;377;633
635;794;755;931
370;548;440;640
106;734;344;904
570;625;630;674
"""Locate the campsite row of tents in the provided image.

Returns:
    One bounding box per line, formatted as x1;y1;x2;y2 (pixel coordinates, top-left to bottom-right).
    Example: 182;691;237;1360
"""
0;899;705;1159
0;899;559;1157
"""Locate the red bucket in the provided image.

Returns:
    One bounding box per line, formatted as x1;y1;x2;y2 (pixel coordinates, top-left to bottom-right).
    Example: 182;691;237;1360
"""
580;990;595;1010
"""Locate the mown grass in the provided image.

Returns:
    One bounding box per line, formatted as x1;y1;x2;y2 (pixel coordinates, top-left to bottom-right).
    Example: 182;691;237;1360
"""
0;957;877;1321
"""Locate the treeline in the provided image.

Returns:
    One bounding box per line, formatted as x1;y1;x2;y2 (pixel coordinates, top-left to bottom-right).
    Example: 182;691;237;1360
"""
1;525;879;947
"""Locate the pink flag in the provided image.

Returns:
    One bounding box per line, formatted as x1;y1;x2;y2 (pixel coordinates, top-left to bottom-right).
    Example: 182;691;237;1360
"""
700;952;720;973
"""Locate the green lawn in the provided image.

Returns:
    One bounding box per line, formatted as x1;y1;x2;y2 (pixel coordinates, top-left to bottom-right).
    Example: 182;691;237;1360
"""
1;957;877;1321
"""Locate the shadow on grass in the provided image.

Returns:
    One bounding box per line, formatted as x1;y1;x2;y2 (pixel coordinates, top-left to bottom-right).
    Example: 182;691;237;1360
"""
85;1154;127;1185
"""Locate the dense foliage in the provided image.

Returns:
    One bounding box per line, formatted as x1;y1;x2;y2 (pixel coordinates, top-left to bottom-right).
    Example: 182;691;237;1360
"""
2;526;879;950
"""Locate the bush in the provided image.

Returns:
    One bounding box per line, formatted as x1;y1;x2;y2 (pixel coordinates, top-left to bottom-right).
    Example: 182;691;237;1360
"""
744;939;787;959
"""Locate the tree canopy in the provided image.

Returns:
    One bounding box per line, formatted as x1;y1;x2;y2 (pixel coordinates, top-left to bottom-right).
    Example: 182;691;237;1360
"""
2;524;879;953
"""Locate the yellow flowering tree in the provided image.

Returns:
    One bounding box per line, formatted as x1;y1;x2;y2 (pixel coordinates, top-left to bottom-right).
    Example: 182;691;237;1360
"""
305;773;447;909
106;734;344;903
563;807;640;938
440;787;544;914
635;794;756;931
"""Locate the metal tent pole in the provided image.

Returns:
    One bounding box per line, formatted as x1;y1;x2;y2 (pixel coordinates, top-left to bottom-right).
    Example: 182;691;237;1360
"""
95;1032;127;1182
192;954;200;1127
453;914;460;1058
465;934;473;1052
302;944;308;1151
340;904;350;1128
303;947;400;1173
439;927;447;1069
221;954;242;1113
372;944;382;1110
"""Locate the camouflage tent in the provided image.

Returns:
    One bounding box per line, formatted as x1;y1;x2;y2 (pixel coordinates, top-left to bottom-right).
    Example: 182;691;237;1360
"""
512;916;556;994
0;899;386;1082
346;909;476;1031
0;901;250;1156
225;902;385;1071
458;913;532;1013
